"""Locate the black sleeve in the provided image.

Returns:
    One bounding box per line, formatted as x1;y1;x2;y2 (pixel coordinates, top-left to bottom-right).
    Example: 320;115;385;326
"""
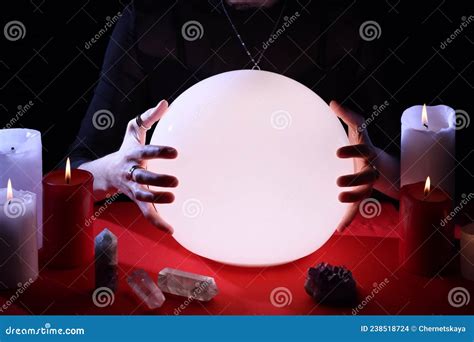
350;16;401;160
68;4;150;168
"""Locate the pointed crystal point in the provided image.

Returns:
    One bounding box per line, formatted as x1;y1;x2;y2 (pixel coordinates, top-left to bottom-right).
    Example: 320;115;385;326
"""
158;268;218;301
127;269;165;309
94;228;118;292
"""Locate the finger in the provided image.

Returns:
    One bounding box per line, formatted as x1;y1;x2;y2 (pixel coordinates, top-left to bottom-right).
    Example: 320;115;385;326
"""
337;167;378;187
128;145;178;161
140;100;168;129
337;144;375;159
329;100;363;129
133;169;179;187
125;100;168;145
336;203;359;232
134;188;175;203
136;200;174;234
339;185;372;203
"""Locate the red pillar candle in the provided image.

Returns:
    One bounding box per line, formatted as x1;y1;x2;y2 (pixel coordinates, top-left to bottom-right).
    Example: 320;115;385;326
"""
399;177;454;276
42;158;94;268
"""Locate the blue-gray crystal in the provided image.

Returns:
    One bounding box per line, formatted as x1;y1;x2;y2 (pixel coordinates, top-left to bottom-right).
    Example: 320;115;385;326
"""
94;228;118;292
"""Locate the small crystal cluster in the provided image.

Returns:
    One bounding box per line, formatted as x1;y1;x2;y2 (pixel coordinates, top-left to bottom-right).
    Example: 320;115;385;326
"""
304;262;357;306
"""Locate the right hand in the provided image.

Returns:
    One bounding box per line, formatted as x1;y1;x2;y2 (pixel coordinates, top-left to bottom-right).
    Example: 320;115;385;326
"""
104;100;178;233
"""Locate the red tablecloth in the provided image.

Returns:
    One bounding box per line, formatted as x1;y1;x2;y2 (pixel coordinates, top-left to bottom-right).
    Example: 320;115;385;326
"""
1;201;473;315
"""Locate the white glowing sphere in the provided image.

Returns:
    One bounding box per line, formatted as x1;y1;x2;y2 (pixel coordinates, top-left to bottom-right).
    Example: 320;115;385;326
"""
150;70;351;267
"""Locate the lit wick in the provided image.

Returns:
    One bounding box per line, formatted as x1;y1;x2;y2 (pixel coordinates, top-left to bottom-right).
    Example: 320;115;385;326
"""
423;176;431;198
6;178;13;205
65;158;71;185
422;104;428;129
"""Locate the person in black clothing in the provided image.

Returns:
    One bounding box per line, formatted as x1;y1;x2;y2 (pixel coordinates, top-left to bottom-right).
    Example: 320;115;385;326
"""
69;0;400;233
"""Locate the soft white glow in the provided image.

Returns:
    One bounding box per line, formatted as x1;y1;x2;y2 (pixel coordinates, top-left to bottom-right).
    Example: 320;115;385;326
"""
150;70;351;266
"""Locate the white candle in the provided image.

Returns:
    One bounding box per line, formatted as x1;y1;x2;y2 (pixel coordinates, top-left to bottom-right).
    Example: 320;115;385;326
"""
0;179;38;289
401;105;455;196
461;223;474;281
0;128;43;248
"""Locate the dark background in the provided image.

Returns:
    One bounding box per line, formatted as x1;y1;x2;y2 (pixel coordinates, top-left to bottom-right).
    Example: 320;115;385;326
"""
0;0;473;208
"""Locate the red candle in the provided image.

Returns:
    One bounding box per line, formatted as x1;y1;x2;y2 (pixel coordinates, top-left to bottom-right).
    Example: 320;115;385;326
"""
399;177;454;276
42;158;94;268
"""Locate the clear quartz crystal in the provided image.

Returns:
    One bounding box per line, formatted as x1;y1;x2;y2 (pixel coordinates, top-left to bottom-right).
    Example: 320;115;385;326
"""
127;269;165;309
158;268;218;301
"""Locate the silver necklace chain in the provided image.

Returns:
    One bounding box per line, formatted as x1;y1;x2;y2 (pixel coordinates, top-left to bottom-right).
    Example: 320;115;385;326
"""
221;0;287;70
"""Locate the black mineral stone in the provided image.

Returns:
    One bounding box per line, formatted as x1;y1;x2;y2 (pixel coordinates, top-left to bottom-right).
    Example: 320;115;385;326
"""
304;262;357;306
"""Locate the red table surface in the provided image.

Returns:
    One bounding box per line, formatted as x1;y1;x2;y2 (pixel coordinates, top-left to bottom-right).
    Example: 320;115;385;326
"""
1;201;473;315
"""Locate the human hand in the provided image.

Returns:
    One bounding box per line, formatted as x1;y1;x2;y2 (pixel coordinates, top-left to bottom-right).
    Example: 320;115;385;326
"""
104;100;178;233
330;100;380;232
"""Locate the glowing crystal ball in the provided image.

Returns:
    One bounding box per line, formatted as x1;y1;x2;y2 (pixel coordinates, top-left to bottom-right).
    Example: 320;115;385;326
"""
150;70;351;267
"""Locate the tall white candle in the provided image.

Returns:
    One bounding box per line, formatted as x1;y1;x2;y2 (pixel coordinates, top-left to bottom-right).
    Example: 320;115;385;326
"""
0;128;43;248
0;179;38;289
401;105;455;196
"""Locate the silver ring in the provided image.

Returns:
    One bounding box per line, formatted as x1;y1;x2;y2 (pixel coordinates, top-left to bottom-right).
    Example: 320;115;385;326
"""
128;165;144;181
136;115;150;130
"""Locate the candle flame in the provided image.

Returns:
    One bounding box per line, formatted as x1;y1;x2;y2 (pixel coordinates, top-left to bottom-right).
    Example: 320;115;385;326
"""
65;158;71;184
422;104;428;128
6;178;13;201
424;176;431;196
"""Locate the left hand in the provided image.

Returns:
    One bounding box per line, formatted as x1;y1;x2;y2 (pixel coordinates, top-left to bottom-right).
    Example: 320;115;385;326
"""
330;100;380;232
